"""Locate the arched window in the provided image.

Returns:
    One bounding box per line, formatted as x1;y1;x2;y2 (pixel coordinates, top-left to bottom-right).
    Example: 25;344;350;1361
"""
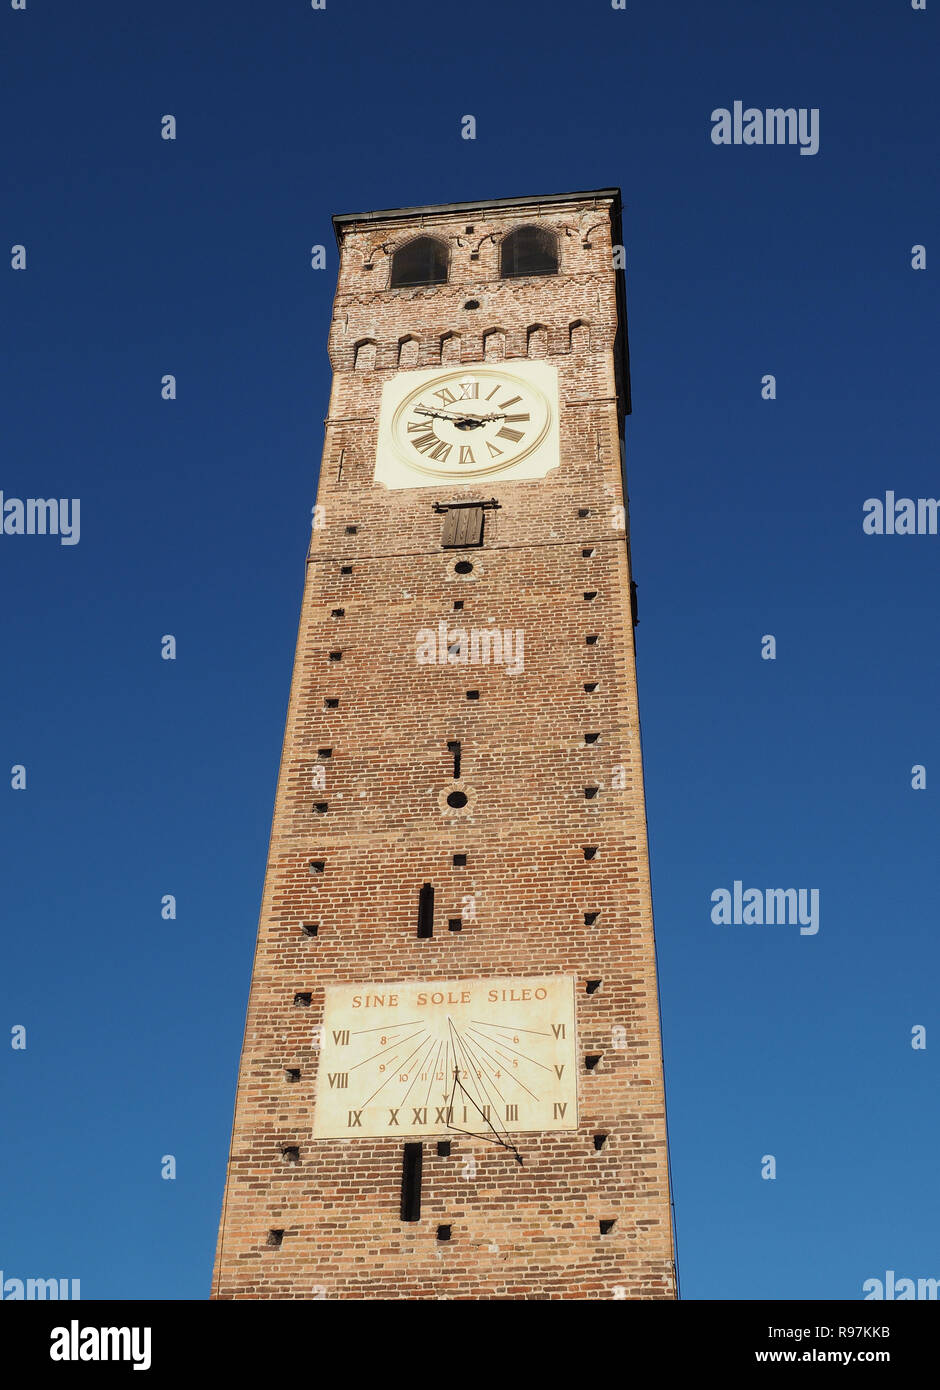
569;320;591;352
527;324;548;358
500;226;558;279
483;329;505;361
398;336;419;367
390;237;449;288
440;332;462;365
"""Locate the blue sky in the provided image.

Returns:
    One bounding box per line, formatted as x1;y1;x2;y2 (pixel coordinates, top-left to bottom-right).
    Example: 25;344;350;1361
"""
1;0;937;1300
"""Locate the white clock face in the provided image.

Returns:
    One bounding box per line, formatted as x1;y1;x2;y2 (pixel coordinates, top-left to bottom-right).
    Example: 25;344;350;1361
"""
390;368;552;479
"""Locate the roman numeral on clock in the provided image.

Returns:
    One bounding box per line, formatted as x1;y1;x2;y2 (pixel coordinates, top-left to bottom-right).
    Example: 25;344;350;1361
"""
496;426;524;443
458;446;475;464
409;430;452;462
328;1072;348;1088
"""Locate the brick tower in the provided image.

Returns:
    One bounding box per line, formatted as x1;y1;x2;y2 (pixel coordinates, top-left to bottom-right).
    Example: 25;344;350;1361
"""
211;189;677;1300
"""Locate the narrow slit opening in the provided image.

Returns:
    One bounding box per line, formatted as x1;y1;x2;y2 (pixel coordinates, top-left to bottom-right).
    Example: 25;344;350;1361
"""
401;1143;423;1222
417;883;434;939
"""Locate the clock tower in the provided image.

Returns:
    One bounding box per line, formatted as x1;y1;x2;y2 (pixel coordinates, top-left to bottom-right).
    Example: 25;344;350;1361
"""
212;189;677;1300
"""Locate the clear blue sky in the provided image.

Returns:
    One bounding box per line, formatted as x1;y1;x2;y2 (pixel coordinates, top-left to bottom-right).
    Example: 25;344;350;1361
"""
2;0;937;1301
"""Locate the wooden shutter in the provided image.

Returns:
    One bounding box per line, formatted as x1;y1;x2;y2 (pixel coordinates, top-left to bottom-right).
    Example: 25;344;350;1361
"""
442;506;483;548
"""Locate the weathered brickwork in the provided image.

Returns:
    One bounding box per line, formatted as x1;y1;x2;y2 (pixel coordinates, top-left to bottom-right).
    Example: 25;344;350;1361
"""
212;190;676;1300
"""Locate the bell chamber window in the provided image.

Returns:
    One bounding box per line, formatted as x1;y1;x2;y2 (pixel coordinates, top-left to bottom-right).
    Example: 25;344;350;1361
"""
390;236;449;288
500;226;559;279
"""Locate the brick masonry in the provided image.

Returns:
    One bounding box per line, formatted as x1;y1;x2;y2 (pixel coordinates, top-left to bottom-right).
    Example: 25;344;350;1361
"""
211;189;677;1300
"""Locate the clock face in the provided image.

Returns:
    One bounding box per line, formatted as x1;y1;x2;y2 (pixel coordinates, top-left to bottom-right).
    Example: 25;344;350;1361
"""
389;368;552;480
312;974;578;1140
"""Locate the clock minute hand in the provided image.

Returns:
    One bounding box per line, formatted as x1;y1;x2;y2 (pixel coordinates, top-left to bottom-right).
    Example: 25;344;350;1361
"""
413;406;467;422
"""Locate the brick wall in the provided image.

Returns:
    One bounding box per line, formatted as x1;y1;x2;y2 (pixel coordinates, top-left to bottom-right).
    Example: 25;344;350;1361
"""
211;191;677;1300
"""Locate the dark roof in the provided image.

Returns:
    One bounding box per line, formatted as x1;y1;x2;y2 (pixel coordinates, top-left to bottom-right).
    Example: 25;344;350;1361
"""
332;188;622;242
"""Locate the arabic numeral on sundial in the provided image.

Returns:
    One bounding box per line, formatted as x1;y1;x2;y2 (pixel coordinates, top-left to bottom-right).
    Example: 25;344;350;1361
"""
461;1156;477;1180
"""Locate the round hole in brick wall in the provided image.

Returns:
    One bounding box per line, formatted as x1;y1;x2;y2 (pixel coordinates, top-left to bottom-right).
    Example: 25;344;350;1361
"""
454;560;473;575
463;299;480;310
447;791;468;809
